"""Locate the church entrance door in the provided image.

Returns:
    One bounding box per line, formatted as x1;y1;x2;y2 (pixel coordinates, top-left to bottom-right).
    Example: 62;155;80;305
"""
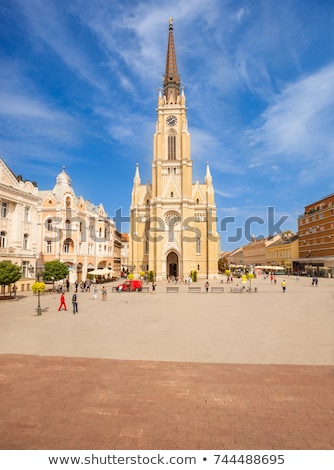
167;251;178;279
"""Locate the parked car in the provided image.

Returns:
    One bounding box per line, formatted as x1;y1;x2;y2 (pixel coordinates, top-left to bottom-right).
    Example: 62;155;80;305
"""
116;279;142;292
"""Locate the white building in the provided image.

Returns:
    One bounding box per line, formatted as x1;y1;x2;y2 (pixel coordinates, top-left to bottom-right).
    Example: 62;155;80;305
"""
0;158;40;292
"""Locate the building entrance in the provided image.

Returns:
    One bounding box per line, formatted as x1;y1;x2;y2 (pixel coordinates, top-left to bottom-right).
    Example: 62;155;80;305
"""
167;251;178;279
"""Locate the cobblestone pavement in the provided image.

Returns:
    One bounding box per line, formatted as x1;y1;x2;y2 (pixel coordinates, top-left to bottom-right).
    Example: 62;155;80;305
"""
0;354;333;450
0;277;333;450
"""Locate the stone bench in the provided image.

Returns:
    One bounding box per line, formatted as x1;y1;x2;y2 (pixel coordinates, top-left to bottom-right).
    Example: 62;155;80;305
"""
188;286;202;293
230;287;244;293
211;286;224;293
140;286;150;293
166;286;179;293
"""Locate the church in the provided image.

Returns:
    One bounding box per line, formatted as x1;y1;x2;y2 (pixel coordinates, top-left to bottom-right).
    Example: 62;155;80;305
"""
129;19;220;281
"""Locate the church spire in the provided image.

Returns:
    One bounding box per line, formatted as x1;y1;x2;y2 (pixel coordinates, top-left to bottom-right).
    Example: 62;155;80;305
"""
163;18;180;102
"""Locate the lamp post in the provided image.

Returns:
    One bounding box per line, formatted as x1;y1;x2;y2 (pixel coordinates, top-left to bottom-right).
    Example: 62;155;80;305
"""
36;264;44;316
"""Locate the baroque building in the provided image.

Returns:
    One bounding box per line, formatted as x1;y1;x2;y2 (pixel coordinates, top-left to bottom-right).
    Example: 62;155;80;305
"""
129;20;220;280
0;158;39;291
38;167;115;283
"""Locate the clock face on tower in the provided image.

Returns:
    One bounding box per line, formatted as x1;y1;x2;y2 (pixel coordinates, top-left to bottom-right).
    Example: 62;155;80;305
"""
166;115;177;126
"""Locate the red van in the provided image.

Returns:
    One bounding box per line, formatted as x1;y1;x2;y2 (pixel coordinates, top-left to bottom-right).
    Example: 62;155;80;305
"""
116;279;142;292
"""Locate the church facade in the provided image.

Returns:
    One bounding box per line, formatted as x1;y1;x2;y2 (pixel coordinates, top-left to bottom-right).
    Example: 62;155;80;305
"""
129;20;220;280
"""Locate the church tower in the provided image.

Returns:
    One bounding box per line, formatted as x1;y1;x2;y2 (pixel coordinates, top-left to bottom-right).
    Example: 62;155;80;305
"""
130;19;220;280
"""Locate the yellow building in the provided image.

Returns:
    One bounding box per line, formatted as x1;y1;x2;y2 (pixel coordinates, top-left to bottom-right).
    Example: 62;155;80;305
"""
266;234;299;273
129;20;220;280
38;167;115;283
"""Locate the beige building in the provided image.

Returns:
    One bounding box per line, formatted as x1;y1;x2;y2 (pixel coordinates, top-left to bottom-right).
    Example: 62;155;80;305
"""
266;234;299;273
242;235;281;267
0;158;40;292
129;20;220;280
38;167;115;283
121;233;129;273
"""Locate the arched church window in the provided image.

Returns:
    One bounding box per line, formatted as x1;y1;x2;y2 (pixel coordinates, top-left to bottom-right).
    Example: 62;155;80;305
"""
171;192;174;198
168;135;176;160
144;237;149;255
66;197;71;208
196;198;199;205
196;235;201;254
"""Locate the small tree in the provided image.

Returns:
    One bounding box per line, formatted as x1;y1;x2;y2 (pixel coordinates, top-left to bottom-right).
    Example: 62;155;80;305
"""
31;281;46;294
190;270;197;282
147;271;155;282
0;261;21;296
43;260;69;282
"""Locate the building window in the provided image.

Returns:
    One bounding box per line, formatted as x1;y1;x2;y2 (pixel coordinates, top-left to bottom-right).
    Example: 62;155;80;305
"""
24;206;30;222
168;135;176;160
66;197;71;208
23;233;29;250
63;238;73;253
196;235;201;254
0;202;7;218
65;219;71;230
46;240;52;253
0;231;7;248
46;219;52;231
144;237;149;255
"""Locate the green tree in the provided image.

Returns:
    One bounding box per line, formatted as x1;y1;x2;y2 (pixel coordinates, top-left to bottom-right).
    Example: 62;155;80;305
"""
190;270;197;282
218;257;228;272
0;261;22;293
147;271;155;282
43;260;69;282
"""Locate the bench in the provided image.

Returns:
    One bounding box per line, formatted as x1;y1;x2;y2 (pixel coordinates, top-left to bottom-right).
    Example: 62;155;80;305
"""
246;287;258;293
166;286;179;293
211;286;224;293
188;286;201;293
230;287;244;293
140;286;150;293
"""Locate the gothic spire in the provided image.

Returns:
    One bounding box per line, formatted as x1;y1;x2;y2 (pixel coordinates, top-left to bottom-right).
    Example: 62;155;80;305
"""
163;18;180;101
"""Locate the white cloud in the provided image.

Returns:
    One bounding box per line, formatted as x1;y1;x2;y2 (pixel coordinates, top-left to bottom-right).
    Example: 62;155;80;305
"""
248;63;334;161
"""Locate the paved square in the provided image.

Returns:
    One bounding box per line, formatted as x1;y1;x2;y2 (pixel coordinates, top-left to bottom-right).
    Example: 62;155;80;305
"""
0;277;333;449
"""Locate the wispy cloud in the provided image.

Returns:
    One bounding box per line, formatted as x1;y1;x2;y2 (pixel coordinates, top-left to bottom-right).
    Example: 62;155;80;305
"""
248;63;334;162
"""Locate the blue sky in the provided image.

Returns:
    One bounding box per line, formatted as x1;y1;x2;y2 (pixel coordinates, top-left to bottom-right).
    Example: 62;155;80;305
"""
1;0;334;251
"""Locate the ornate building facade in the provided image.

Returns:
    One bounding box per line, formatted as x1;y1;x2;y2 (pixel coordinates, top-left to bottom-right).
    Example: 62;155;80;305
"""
37;167;115;283
0;158;39;291
130;20;220;280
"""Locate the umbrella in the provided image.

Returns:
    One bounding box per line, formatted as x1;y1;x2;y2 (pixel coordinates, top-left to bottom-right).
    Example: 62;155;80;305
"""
88;268;113;276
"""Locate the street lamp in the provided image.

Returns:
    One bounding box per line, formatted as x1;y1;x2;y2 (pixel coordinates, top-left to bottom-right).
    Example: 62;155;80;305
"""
36;264;44;316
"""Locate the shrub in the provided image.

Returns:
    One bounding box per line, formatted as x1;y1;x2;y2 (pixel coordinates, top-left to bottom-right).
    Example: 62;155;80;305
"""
31;281;46;293
190;270;197;282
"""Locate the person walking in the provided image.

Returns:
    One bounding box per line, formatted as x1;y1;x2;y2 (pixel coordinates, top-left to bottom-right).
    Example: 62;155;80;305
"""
93;286;98;300
72;292;78;314
58;292;67;311
101;286;107;301
281;280;286;293
152;282;156;293
205;281;209;293
12;284;17;299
